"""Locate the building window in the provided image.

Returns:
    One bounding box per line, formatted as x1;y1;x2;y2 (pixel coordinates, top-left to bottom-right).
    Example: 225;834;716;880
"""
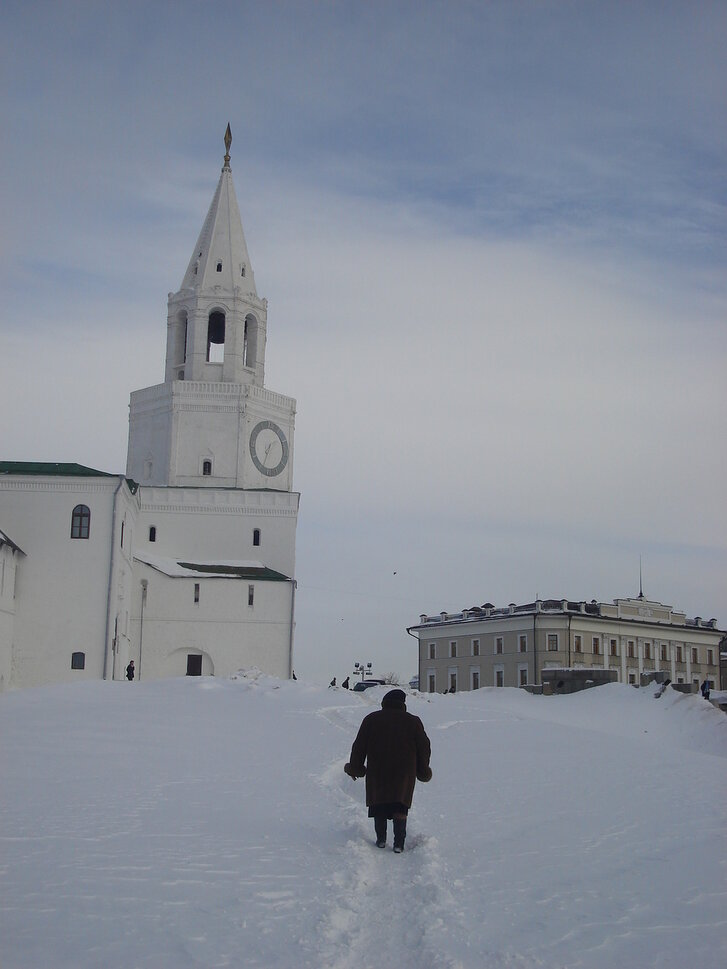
187;655;202;676
707;648;714;665
495;636;503;655
70;504;90;539
691;647;698;664
628;641;635;659
120;520;125;548
253;528;261;547
207;311;225;362
547;633;558;652
519;666;528;687
628;672;637;685
592;637;600;656
450;641;457;658
472;639;480;657
428;671;436;693
519;634;527;653
644;642;651;660
449;670;457;693
661;643;668;661
610;639;618;657
241;265;246;277
676;646;683;663
202;460;212;476
495;668;504;687
428;643;435;660
248;585;254;607
71;651;85;670
194;583;200;603
216;261;223;272
471;669;480;691
149;526;156;542
574;635;582;654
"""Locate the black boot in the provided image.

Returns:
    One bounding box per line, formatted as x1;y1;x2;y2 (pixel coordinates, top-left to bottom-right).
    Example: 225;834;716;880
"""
393;818;406;853
374;815;387;848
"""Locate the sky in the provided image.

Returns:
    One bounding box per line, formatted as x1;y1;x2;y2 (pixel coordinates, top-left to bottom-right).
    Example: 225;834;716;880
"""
1;1;726;683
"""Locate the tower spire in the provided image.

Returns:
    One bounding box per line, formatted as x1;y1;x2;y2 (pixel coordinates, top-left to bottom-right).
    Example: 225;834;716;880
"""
223;123;232;170
638;555;644;599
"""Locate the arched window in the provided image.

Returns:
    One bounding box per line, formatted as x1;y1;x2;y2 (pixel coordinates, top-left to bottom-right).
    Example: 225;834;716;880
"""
71;504;90;539
253;528;261;547
207;311;225;363
202;460;212;476
71;651;85;670
243;314;258;368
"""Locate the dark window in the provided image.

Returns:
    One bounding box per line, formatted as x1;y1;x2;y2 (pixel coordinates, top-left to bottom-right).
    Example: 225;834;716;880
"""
149;526;156;542
71;504;90;539
253;528;261;547
248;585;254;607
194;583;200;603
187;655;202;676
71;651;85;670
207;311;225;362
241;266;246;277
216;262;222;272
120;520;125;548
202;460;212;476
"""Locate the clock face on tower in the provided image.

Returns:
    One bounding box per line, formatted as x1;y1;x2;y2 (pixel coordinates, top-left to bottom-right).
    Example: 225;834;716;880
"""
249;420;289;477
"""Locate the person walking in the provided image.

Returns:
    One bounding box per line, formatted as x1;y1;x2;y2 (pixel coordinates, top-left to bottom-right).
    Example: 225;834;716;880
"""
344;689;431;853
126;660;135;681
701;678;711;700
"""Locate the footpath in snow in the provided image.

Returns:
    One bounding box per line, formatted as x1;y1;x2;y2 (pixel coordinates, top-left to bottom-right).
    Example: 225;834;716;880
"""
1;674;725;969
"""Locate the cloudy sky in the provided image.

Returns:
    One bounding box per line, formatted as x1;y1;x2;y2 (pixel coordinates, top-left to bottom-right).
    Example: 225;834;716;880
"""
2;1;725;683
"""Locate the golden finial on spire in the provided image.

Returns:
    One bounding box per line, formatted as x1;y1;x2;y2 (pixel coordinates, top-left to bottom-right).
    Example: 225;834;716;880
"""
223;123;232;169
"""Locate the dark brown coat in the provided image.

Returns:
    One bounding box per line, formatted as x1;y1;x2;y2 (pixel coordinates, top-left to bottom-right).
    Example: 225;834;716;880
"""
345;693;432;808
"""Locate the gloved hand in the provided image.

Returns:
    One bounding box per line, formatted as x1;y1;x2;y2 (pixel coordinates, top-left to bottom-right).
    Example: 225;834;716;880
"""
416;766;433;782
344;762;366;779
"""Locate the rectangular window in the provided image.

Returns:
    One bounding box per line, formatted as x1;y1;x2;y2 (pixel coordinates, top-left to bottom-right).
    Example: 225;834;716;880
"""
610;639;618;657
547;633;558;652
519;634;527;653
628;641;635;658
194;583;200;603
707;648;714;665
661;644;668;661
495;636;503;655
676;646;683;663
428;643;436;660
519;666;528;687
248;585;255;607
691;647;698;664
644;642;651;660
428;672;436;693
449;670;457;693
574;635;582;653
628;672;637;685
149;526;157;542
592;637;600;656
472;639;480;657
450;641;457;658
495;668;504;687
471;669;480;691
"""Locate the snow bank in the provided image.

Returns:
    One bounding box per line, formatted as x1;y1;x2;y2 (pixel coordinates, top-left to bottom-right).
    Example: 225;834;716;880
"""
1;677;725;968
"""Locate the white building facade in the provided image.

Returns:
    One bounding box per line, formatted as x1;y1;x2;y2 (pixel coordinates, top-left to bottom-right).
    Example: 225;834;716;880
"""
408;596;724;694
0;127;299;690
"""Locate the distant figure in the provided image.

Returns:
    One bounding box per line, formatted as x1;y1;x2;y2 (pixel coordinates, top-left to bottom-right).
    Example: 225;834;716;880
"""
329;677;337;688
292;671;297;680
126;660;135;681
701;679;711;700
654;678;671;698
342;676;350;689
344;689;431;853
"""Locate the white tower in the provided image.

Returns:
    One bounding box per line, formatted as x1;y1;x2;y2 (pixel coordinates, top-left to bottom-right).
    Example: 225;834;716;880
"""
127;126;296;492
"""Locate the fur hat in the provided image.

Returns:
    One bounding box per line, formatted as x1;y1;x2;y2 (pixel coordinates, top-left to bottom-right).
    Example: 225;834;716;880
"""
381;688;406;710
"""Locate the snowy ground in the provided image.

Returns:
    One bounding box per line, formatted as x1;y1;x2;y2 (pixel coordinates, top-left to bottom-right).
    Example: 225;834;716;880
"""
1;675;725;969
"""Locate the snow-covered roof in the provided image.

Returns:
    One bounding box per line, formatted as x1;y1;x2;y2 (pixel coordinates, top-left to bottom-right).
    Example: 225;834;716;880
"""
0;528;25;554
135;552;291;581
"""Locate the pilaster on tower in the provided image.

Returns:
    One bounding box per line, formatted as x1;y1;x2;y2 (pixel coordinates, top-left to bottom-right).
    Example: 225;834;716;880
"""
164;125;267;388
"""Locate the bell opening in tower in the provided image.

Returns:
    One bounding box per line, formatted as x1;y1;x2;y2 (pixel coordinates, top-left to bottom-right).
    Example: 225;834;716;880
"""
207;311;225;363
